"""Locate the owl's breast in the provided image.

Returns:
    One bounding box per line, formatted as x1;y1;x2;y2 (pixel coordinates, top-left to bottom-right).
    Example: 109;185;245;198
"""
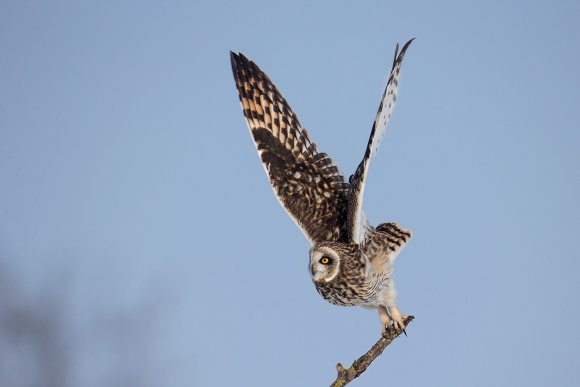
314;280;360;306
313;270;389;307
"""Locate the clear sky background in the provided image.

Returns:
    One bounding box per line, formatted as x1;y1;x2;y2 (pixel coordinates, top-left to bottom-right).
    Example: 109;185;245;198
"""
1;1;579;386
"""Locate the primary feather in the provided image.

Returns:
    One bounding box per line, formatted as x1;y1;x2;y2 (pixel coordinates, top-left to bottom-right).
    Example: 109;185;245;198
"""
230;52;350;244
347;39;415;245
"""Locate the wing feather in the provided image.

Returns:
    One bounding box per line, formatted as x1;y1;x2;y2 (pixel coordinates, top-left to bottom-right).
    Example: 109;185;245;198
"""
347;39;414;244
231;52;350;244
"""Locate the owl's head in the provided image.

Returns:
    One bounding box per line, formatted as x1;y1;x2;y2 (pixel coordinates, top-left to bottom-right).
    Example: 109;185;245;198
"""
309;244;341;283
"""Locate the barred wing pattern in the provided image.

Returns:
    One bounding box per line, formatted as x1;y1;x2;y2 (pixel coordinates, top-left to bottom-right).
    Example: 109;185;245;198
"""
230;52;350;244
347;39;414;244
368;222;413;262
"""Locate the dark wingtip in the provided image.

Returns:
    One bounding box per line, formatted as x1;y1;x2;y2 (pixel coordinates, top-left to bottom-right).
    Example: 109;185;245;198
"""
399;38;415;57
234;52;253;74
392;43;400;67
230;51;252;82
402;37;415;51
391;38;415;70
230;51;239;80
239;52;250;64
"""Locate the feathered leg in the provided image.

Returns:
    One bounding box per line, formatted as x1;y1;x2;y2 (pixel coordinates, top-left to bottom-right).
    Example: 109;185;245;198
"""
380;280;407;334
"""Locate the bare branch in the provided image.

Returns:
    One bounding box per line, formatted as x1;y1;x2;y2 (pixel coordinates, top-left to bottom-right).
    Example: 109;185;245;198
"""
330;315;414;387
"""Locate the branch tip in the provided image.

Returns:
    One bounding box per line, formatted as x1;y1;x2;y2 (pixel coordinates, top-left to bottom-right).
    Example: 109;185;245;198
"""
329;315;414;387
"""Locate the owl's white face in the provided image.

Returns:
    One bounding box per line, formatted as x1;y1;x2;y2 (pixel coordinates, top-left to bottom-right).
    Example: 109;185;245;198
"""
309;246;341;283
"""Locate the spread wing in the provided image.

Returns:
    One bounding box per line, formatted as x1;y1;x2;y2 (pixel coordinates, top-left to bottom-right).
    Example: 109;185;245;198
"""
347;39;414;244
230;52;350;245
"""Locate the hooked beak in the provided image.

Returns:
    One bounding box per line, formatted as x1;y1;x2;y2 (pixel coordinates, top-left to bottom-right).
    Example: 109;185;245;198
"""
310;265;324;282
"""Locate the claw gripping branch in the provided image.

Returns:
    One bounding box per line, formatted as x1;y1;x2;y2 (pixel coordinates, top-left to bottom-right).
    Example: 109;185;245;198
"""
329;315;414;387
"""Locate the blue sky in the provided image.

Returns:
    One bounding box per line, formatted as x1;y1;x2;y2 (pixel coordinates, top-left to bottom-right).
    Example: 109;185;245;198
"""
1;1;579;386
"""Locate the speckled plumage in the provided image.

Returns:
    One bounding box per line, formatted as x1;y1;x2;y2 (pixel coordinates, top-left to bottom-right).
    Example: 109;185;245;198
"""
230;40;414;334
313;223;411;308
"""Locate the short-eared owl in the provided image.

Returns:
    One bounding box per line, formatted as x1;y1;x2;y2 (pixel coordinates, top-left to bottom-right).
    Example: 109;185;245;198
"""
230;39;414;335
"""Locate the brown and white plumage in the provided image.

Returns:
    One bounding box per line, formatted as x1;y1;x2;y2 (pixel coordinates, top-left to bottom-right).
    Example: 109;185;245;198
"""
230;40;414;335
348;39;414;245
230;52;350;244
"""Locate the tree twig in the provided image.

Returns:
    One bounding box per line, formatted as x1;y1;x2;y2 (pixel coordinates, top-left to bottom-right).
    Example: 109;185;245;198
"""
330;315;414;387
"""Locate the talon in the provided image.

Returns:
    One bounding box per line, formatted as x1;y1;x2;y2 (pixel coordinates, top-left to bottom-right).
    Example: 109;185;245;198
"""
379;306;409;337
382;320;395;337
389;307;406;333
382;325;391;337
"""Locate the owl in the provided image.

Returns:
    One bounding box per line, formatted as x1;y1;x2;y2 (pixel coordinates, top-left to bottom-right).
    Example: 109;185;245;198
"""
230;39;414;335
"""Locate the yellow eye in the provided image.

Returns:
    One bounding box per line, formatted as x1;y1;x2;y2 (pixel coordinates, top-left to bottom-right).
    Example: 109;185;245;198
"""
320;257;330;264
